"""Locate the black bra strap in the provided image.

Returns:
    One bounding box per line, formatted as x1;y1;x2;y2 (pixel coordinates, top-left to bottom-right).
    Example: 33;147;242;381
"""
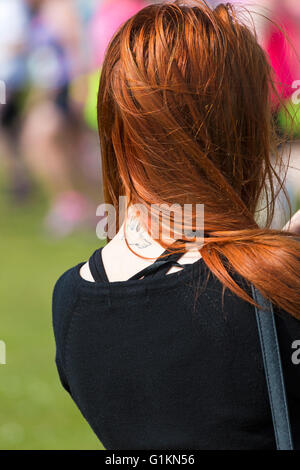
89;248;109;283
88;247;185;283
128;248;184;281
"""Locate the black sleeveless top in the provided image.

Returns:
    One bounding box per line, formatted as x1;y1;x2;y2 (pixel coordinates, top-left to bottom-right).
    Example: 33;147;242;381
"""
52;247;300;450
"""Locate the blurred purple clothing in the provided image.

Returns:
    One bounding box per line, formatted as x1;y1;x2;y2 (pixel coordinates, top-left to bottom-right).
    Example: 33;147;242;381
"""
90;0;147;67
28;14;71;89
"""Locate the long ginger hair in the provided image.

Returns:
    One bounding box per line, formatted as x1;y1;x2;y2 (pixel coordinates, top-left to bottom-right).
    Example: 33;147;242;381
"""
97;0;300;318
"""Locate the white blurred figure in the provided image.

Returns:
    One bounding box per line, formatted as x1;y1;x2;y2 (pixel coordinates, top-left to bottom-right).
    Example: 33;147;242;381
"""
0;0;31;201
0;0;29;90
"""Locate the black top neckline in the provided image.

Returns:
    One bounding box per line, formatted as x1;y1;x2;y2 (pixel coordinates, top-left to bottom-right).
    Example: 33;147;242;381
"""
89;246;190;283
74;247;205;291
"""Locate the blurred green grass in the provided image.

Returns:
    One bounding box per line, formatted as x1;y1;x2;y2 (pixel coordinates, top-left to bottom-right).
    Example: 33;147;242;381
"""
0;187;104;449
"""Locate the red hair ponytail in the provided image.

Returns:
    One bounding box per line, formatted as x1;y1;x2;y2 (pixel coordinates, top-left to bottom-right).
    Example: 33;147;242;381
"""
98;1;300;318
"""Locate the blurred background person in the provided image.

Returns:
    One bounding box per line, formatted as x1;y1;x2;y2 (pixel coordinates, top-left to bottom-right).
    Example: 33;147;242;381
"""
90;0;147;68
20;0;98;237
0;0;31;202
83;0;148;131
264;0;300;216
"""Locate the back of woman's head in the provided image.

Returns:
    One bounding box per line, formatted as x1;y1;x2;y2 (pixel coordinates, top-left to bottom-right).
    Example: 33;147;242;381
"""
98;0;300;318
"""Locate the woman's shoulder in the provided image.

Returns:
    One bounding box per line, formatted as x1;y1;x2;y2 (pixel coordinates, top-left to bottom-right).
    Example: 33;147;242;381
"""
52;263;85;339
52;262;88;393
53;263;83;307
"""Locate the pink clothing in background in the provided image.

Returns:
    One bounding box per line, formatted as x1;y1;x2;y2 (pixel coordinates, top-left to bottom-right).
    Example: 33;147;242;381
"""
264;3;300;103
90;0;147;68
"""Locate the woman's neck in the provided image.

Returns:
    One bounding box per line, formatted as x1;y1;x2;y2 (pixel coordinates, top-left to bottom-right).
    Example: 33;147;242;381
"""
99;206;201;282
114;208;167;259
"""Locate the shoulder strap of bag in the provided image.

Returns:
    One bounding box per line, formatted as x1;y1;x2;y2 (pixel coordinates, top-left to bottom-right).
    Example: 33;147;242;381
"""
251;285;294;450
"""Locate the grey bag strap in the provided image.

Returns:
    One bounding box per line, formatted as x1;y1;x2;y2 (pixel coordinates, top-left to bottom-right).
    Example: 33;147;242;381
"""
252;285;294;450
